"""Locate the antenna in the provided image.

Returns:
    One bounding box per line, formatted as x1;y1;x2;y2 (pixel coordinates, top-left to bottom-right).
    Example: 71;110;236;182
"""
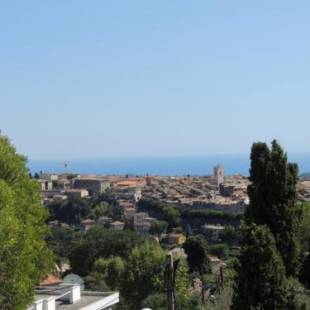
55;161;69;174
64;160;69;174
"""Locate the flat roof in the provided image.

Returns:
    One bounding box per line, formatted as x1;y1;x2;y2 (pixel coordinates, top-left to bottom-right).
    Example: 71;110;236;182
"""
55;295;104;310
33;287;119;310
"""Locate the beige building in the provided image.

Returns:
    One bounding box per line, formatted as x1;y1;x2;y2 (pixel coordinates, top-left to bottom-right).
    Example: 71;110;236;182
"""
123;207;137;221
109;221;125;231
66;189;89;199
81;219;95;231
133;212;148;232
73;177;110;196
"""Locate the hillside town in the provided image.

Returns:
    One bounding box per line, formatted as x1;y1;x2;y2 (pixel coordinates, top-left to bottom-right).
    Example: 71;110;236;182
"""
38;165;244;227
37;166;310;238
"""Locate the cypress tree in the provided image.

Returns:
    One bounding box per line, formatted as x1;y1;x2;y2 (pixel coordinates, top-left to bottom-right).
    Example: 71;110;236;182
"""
231;224;295;310
300;254;310;289
183;235;211;275
246;140;302;276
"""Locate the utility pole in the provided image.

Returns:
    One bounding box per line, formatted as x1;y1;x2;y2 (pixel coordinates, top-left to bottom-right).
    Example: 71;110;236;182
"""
164;254;180;310
165;254;175;310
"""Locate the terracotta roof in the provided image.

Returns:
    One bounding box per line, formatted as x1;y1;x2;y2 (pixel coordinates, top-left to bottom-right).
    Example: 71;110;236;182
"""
40;274;63;286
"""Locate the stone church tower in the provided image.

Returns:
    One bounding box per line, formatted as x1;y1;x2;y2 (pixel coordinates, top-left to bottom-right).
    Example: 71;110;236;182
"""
214;164;224;187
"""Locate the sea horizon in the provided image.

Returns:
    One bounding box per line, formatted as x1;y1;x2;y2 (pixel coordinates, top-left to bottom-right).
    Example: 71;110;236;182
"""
28;153;310;177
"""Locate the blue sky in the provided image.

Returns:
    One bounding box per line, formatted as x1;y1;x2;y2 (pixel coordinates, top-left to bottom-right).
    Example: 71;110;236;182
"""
1;1;309;159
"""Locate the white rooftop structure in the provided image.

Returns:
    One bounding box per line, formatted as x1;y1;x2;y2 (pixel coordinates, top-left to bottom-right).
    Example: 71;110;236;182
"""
27;284;119;310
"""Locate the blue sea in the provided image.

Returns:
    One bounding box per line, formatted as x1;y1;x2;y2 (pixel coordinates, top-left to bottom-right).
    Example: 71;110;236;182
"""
27;153;310;176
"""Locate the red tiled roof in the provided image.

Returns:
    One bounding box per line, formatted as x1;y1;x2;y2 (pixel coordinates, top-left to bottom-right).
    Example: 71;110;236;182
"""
40;274;63;286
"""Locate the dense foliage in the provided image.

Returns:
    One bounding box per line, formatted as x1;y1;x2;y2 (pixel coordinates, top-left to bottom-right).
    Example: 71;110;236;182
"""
300;254;310;289
47;193;121;225
232;224;298;310
183;235;211;304
142;292;204;310
0;135;52;309
80;237;192;310
181;208;243;221
120;242;165;309
183;235;211;275
68;226;146;276
246;140;302;276
46;226;81;261
232;141;307;309
138;198;181;228
149;220;168;235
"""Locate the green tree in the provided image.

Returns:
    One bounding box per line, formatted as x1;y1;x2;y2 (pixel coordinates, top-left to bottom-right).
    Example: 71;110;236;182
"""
183;235;211;275
47;197;91;225
46;226;80;261
142;292;204;310
208;243;229;259
92;256;125;290
219;225;242;246
174;258;191;295
84;272;110;291
69;227;145;276
138;199;181;229
150;220;168;236
300;203;310;253
120;242;165;309
232;224;299;310
162;205;181;228
0;135;52;309
246;140;302;276
90;201;109;220
183;235;211;304
300;254;310;289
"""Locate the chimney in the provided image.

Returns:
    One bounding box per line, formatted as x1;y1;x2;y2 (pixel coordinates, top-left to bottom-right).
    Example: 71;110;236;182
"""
69;285;81;303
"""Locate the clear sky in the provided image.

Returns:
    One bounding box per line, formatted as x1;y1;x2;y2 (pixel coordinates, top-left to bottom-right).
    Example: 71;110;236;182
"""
1;1;309;159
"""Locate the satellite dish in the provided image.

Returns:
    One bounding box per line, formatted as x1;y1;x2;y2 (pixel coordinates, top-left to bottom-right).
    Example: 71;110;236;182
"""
63;273;85;290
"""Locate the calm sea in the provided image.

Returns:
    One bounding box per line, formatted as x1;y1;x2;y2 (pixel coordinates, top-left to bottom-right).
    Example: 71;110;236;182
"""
27;153;310;176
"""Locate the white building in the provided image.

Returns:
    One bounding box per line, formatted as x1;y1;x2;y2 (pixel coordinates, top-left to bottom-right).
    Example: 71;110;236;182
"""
40;173;59;182
27;284;119;310
38;179;53;191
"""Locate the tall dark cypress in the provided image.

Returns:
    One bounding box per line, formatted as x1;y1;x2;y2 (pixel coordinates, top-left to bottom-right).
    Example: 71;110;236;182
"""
246;140;302;276
232;224;292;310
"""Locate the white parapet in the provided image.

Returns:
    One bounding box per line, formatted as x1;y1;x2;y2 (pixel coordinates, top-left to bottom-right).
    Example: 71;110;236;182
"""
43;297;56;310
69;285;81;303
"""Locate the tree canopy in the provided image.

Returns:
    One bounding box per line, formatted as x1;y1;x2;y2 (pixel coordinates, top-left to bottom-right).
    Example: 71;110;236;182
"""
120;242;165;309
183;235;211;276
246;140;302;276
0;135;52;309
232;224;295;310
69;226;146;276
